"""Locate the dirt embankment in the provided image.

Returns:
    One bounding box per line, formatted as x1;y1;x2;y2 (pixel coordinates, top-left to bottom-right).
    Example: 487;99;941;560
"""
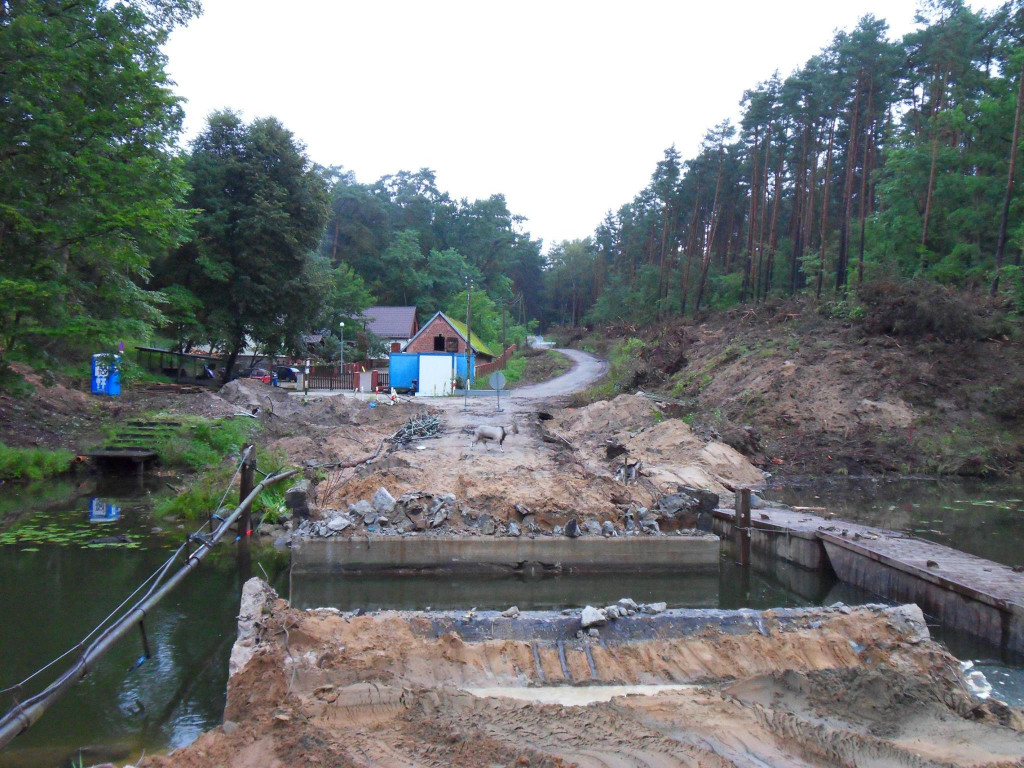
567;296;1024;478
140;579;1024;768
302;391;763;538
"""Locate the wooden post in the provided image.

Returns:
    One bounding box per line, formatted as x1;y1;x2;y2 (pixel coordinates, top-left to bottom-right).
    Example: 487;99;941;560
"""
736;487;751;567
239;445;255;538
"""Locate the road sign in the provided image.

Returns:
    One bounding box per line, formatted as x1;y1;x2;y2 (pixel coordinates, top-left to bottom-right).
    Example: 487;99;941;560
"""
488;371;506;390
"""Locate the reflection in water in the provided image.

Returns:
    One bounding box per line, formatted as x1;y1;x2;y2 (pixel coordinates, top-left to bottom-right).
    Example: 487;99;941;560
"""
0;481;287;768
765;476;1024;567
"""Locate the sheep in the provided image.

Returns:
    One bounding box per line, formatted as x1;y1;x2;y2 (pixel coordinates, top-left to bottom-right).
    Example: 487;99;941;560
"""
471;421;519;451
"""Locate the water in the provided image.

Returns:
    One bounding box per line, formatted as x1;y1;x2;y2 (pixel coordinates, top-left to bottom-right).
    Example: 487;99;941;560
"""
1;475;1022;766
0;477;287;768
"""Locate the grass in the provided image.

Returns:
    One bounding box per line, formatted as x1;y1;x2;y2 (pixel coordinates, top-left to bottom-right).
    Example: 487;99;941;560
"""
0;443;75;481
155;445;292;522
102;412;257;472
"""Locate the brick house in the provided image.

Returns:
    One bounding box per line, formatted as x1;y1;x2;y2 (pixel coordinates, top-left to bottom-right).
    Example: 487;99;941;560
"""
404;311;496;362
361;306;420;355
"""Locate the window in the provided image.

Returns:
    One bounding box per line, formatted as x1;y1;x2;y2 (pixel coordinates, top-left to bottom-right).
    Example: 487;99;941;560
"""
433;334;445;351
445;337;459;352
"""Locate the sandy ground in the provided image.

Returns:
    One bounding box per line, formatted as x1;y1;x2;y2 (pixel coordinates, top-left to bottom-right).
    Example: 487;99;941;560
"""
139;579;1024;768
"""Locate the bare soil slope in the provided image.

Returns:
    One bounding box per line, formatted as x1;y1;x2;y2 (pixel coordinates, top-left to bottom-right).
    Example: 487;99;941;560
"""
141;580;1024;768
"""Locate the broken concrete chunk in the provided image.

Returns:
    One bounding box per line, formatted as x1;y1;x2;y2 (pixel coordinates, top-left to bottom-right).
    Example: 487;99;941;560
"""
372;487;396;515
581;605;608;628
326;515;352;532
500;605;520;618
349;499;373;519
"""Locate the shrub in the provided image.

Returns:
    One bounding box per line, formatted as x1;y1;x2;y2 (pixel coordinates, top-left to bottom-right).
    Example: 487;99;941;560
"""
855;280;990;341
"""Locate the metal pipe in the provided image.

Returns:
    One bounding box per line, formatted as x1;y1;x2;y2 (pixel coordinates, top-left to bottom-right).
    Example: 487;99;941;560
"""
0;465;298;749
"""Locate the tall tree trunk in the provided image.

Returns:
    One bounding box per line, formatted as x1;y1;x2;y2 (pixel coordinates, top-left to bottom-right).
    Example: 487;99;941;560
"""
680;191;701;316
754;129;772;302
857;80;875;285
656;202;672;316
992;63;1024;297
837;87;862;294
816;118;837;299
741;125;760;303
764;154;784;299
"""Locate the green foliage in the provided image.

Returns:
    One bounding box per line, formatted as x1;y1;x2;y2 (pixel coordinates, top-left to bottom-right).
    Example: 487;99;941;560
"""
0;0;199;369
0;444;74;481
154;111;330;377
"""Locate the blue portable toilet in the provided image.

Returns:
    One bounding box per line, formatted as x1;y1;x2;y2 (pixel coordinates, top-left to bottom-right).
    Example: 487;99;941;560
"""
91;353;122;396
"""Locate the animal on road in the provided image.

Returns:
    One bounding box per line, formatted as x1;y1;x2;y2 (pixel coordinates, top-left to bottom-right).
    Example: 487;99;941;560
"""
471;422;519;451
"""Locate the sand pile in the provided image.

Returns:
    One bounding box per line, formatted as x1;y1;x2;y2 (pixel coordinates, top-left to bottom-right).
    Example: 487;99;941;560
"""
140;580;1024;768
554;393;765;494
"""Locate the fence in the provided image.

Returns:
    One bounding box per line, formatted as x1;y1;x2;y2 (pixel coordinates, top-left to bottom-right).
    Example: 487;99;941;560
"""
376;370;390;390
306;366;354;390
475;345;517;379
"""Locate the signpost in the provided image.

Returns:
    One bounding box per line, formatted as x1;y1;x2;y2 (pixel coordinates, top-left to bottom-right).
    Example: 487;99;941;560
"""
488;370;506;413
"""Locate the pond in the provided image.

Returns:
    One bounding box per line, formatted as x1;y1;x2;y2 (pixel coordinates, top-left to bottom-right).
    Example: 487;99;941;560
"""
0;474;1021;767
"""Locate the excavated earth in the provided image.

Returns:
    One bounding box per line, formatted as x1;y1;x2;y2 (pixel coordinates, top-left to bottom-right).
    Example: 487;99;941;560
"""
291;389;765;537
139;579;1024;768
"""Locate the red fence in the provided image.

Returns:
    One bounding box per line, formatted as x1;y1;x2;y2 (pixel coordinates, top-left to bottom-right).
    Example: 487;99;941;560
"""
475;345;517;380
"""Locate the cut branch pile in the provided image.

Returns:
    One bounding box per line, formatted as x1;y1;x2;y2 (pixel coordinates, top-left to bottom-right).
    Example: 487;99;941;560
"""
387;413;445;447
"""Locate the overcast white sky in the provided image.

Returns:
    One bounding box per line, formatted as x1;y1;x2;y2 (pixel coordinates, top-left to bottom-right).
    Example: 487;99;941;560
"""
163;0;1002;251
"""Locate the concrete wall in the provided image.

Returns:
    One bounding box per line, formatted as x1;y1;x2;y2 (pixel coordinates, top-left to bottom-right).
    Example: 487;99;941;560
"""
707;512;828;571
291;534;721;574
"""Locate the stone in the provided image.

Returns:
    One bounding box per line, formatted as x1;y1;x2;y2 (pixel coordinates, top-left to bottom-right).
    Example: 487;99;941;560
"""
582;519;602;536
581;605;608;628
617;597;638;611
326;515;352;532
641;602;667;615
507;520;521;537
479;514;496;535
500;605;520;618
641;519;660;534
587;628;600;638
404;510;425;532
430;507;448;528
273;535;290;550
576;630;584;639
285;479;312;520
552;525;563;536
601;520;615;537
604;605;621;619
372;487;396;515
564;518;581;538
521;514;536;530
653;486;720;527
222;720;239;735
349;499;373;519
362;511;379;526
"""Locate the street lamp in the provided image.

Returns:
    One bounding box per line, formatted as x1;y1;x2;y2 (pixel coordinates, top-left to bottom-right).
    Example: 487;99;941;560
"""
339;321;345;388
463;278;472;411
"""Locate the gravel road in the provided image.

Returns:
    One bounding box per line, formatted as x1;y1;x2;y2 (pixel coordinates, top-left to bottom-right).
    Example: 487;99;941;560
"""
512;348;606;399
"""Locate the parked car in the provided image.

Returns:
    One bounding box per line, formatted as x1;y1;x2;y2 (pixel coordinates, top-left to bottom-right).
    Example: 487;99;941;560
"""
273;365;300;383
243;367;273;384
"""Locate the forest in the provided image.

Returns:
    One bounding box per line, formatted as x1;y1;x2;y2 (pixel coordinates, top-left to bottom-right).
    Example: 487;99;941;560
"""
543;0;1024;328
4;0;1024;381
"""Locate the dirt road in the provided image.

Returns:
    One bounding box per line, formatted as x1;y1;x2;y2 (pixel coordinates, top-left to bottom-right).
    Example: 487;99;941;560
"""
512;348;605;399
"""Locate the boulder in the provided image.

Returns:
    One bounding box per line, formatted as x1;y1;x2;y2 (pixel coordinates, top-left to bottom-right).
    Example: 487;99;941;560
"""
372;487;396;515
349;500;373;520
507;521;521;537
604;605;621;619
429;506;448;528
564;518;581;538
479;514;496;535
580;605;608;628
601;520;615;537
641;601;667;615
582;519;602;536
652;487;720;527
285;479;311;520
617;597;638;612
500;605;520;618
641;519;660;534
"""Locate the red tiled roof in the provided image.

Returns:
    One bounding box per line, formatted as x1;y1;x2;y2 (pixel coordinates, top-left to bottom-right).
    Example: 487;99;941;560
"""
361;306;418;339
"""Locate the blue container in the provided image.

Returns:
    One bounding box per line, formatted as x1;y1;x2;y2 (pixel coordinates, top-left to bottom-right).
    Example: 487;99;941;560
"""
91;353;122;396
388;353;420;389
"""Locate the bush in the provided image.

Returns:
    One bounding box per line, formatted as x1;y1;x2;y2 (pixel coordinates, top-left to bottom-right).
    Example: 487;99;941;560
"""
855;280;990;341
0;443;74;480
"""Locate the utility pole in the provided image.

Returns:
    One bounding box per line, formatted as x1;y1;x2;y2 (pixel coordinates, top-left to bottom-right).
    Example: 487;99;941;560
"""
338;321;345;389
463;277;472;411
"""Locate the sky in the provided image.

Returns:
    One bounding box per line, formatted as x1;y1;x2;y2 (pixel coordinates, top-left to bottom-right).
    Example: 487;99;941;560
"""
162;0;1004;252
